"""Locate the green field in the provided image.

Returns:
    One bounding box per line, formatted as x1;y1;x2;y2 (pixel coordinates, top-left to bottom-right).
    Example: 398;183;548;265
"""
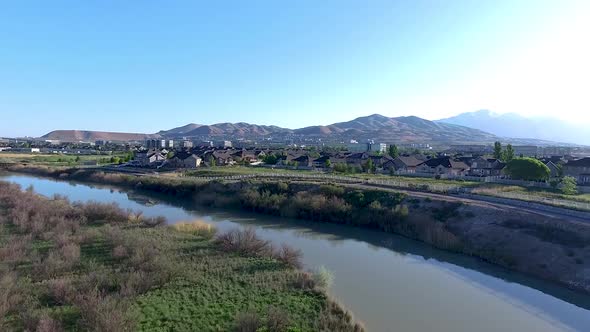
0;152;130;166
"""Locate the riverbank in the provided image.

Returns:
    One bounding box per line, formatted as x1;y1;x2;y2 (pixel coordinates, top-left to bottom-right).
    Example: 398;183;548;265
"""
0;180;363;331
5;165;590;296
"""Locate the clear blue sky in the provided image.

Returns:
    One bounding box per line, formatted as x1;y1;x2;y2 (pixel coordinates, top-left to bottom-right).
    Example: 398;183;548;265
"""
1;0;588;137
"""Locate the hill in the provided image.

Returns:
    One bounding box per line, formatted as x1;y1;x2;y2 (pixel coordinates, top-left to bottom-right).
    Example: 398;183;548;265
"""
42;113;577;145
162;114;498;144
41;130;160;142
293;114;497;143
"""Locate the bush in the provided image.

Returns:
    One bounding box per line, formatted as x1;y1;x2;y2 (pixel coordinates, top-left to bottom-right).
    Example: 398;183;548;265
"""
504;158;550;181
234;310;261;332
266;306;290;332
312;266;334;289
0;235;32;265
77;201;130;224
319;184;345;197
273;244;303;269
112;245;129;259
47;278;74;305
35;313;64;332
561;176;578;195
74;290;135;332
215;228;272;257
292;272;315;290
142;216;167;227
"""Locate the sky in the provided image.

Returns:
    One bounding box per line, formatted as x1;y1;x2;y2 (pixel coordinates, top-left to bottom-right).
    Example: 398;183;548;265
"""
1;0;589;137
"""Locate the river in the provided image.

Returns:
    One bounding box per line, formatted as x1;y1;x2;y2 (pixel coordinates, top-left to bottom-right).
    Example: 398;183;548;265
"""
2;173;589;332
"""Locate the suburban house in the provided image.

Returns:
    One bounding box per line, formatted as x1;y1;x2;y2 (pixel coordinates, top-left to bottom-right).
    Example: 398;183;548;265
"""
545;161;561;179
416;156;470;176
169;151;202;168
291;155;313;168
563;158;590;185
383;155;424;172
312;155;331;168
345;152;370;167
230;150;261;164
368;155;393;171
468;157;505;177
135;150;166;166
202;150;235;166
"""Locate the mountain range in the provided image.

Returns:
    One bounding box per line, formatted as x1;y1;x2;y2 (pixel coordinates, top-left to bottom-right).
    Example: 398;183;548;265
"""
41;130;159;142
437;110;589;145
154;114;496;143
41;113;581;146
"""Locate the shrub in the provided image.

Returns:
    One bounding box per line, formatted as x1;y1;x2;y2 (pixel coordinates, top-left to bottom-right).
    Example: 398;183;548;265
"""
60;243;81;264
0;235;32;265
561;176;578;195
112;245;129;259
35;314;64;332
312;266;334;289
431;202;462;222
142;215;167;227
319;184;345;197
47;278;74;305
215;228;272;257
266;306;290;332
315;301;365;332
273;244;303;269
292;272;315;290
74;290;135;332
504;158;550;181
0;272;25;320
234;310;261;332
77;201;130;225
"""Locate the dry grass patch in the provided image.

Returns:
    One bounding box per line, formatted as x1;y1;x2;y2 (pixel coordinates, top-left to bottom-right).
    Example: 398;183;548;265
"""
171;220;217;239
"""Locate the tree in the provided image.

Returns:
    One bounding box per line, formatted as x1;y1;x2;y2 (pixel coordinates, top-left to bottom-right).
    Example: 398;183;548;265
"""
263;154;278;165
493;141;502;160
325;159;331;168
502;144;515;162
388;144;399;158
504;158;550;181
561;176;578;195
363;158;375;174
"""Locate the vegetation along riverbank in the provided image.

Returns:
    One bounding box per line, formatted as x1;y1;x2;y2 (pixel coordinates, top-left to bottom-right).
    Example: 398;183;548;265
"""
0;180;364;331
5;165;590;296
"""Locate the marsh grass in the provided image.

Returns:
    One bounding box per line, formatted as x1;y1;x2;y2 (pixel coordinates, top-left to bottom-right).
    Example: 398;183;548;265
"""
0;181;362;332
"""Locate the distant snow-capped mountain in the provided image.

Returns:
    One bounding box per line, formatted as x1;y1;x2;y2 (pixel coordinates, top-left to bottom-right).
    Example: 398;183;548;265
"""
437;110;589;145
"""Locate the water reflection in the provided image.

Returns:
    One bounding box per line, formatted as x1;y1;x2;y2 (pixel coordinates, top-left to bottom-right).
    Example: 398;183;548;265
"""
2;173;589;332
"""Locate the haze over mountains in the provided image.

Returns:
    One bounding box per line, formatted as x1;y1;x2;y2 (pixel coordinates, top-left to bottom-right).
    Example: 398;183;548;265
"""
437;110;590;145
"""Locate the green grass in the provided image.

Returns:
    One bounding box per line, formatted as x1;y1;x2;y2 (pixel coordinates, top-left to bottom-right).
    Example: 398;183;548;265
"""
131;228;326;332
0;152;127;166
1;202;351;331
183;166;315;177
